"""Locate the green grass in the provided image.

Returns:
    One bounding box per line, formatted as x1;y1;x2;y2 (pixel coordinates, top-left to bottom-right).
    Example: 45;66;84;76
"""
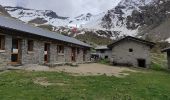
151;53;168;71
98;59;110;65
0;70;170;100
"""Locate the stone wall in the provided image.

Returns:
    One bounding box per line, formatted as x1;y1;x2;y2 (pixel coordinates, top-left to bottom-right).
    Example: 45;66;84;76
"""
65;46;71;63
0;35;12;66
55;46;66;63
84;50;91;62
111;40;151;68
76;49;84;63
21;39;44;64
0;34;91;66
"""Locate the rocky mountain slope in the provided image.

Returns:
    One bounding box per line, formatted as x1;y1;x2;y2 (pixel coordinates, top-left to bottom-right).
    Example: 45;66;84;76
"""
4;6;99;27
0;0;170;45
0;5;10;17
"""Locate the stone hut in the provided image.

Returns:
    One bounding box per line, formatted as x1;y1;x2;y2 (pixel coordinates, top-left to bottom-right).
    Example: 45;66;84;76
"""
108;36;155;68
0;16;91;66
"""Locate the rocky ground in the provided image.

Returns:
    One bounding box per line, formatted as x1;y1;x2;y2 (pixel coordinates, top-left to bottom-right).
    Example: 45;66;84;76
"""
22;63;137;77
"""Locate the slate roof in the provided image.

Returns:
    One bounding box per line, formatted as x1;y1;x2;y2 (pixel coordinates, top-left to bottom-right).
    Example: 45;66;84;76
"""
95;45;109;50
161;47;170;52
0;16;91;48
108;36;155;48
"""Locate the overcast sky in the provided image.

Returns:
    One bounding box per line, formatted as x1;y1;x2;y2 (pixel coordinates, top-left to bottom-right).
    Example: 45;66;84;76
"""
0;0;121;17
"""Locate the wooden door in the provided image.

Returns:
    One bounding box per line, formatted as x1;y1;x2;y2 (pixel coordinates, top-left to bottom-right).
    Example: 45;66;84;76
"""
11;38;21;64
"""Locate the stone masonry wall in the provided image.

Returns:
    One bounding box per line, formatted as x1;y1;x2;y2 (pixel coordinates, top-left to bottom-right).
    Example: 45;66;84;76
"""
0;35;12;66
65;46;72;63
21;39;44;64
0;34;91;66
111;40;151;68
85;50;91;62
76;49;84;63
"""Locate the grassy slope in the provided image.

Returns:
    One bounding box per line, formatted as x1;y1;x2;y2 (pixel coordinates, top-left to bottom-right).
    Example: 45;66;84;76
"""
76;32;113;46
0;70;170;100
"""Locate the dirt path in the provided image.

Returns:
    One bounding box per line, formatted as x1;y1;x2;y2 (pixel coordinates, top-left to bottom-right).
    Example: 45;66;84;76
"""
24;63;137;77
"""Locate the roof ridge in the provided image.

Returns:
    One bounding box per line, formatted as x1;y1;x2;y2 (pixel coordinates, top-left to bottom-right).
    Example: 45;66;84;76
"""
108;36;155;48
0;15;91;48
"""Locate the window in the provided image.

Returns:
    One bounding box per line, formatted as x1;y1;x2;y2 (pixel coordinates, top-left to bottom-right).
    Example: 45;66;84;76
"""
28;40;34;51
100;50;105;53
105;56;108;59
129;48;133;52
0;35;5;50
57;45;64;54
77;48;80;54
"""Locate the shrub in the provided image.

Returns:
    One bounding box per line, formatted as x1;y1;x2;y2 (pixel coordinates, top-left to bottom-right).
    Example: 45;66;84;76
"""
98;59;110;65
150;62;166;71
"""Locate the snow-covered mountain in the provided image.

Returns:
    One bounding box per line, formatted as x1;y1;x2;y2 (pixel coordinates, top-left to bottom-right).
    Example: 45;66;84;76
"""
1;0;170;45
85;0;158;36
4;6;100;28
4;0;151;34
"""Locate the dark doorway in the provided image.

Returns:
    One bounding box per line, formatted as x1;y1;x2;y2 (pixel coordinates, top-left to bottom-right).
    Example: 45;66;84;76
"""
44;43;50;63
105;56;108;59
137;59;146;68
71;47;76;62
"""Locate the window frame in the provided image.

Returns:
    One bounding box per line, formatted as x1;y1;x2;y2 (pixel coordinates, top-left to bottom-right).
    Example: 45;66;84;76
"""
27;40;34;52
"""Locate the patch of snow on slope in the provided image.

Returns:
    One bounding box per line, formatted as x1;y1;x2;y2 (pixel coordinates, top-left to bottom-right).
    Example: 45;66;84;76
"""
166;38;170;43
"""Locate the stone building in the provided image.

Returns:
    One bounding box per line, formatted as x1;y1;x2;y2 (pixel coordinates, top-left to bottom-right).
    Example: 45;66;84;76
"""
95;45;112;59
108;36;155;68
0;16;91;66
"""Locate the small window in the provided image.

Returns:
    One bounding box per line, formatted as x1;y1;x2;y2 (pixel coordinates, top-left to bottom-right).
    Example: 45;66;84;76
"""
105;56;108;59
28;40;34;51
77;48;80;54
0;35;5;50
101;50;105;53
129;48;133;52
57;45;64;54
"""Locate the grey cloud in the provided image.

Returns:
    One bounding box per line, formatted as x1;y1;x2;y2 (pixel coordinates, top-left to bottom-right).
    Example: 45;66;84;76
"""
16;0;28;7
0;0;121;17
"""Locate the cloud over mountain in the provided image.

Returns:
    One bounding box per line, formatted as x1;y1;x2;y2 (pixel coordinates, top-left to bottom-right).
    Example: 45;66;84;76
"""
0;0;121;17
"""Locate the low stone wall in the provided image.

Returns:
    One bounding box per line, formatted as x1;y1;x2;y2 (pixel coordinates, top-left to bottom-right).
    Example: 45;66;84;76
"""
0;53;8;67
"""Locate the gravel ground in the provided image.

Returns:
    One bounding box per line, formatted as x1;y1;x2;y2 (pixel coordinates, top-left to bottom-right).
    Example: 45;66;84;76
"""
23;63;137;76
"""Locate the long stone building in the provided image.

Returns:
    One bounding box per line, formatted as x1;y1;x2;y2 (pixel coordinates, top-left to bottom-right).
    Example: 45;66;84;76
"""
0;16;91;66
